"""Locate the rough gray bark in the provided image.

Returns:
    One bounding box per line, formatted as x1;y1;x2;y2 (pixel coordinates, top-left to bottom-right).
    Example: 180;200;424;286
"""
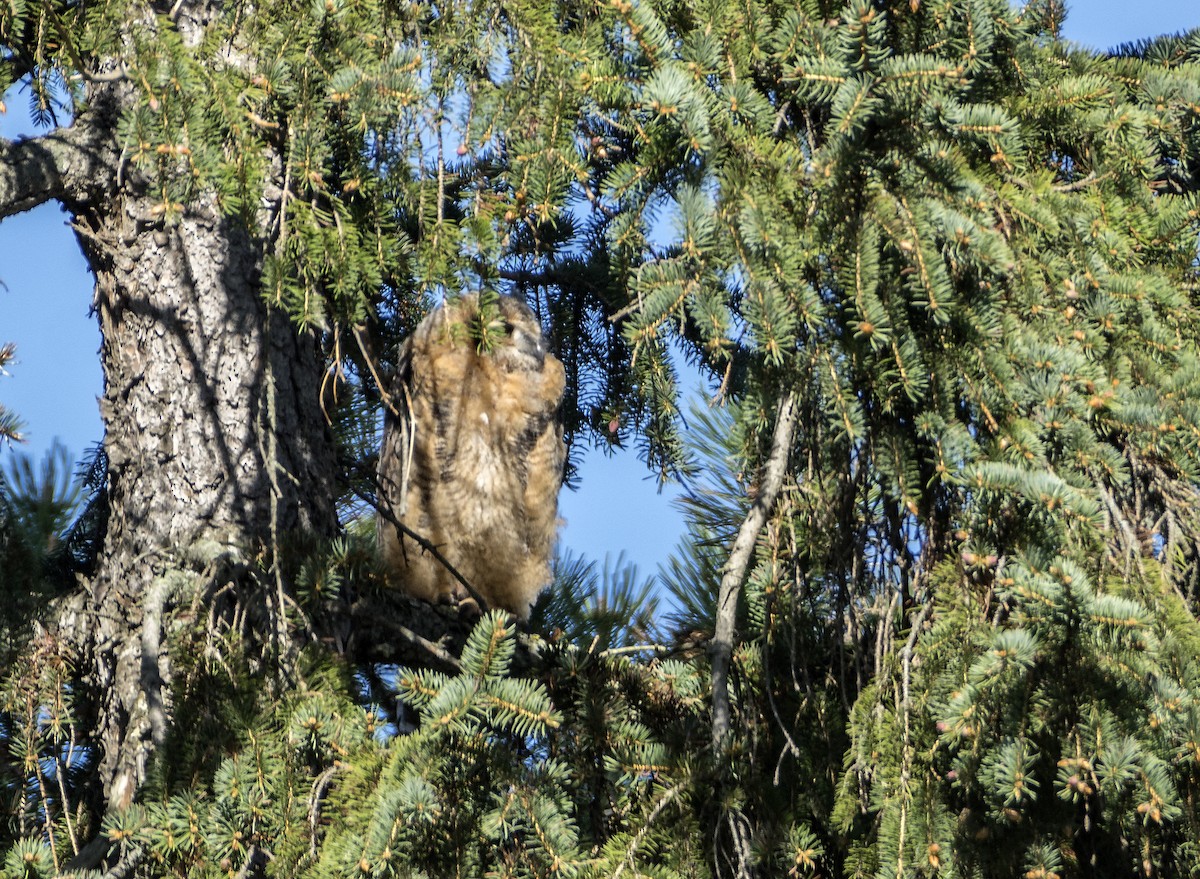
0;130;91;214
2;69;338;810
77;187;336;806
0;93;125;218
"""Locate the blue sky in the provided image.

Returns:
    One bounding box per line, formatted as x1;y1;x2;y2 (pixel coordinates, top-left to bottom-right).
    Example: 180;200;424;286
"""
1;1;1198;578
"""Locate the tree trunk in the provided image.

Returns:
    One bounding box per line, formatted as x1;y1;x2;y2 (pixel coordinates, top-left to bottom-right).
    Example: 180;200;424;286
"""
79;189;335;806
3;82;338;809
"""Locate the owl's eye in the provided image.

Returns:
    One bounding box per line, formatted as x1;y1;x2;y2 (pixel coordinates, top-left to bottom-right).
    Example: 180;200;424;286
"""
502;320;516;334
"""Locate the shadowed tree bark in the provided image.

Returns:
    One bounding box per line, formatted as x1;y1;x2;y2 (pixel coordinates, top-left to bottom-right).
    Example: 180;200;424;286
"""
0;56;337;811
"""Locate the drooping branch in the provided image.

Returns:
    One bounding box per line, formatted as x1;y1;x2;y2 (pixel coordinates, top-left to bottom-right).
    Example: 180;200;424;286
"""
710;388;799;751
348;471;492;614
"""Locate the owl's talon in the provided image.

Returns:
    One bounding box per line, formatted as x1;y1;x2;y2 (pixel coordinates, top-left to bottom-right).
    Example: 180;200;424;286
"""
456;597;483;622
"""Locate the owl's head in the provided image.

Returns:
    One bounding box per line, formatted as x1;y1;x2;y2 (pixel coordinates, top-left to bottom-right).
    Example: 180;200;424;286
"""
476;295;552;373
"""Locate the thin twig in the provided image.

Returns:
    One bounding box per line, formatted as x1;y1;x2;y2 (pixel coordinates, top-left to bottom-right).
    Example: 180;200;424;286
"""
895;600;934;879
32;751;60;870
611;785;682;879
392;624;463;672
352;323;402;417
357;481;491;614
309;766;339;861
597;643;669;658
261;311;296;682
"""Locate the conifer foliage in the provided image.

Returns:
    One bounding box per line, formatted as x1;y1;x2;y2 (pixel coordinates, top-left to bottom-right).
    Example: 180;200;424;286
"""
0;346;20;448
3;0;1200;877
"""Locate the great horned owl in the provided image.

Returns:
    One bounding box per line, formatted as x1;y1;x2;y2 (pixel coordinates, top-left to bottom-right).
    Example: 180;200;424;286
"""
376;294;566;618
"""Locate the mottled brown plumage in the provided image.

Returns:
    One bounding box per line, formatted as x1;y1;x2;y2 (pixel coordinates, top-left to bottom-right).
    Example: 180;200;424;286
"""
376;294;565;618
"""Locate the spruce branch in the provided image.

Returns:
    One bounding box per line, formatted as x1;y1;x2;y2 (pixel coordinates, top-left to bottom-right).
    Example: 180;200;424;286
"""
0;342;24;445
391;622;463;672
99;848;143;879
233;844;270;879
610;783;682;879
0;132;75;217
495;265;605;295
308;765;340;861
711;388;799;751
895;600;934;879
0;123;115;217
